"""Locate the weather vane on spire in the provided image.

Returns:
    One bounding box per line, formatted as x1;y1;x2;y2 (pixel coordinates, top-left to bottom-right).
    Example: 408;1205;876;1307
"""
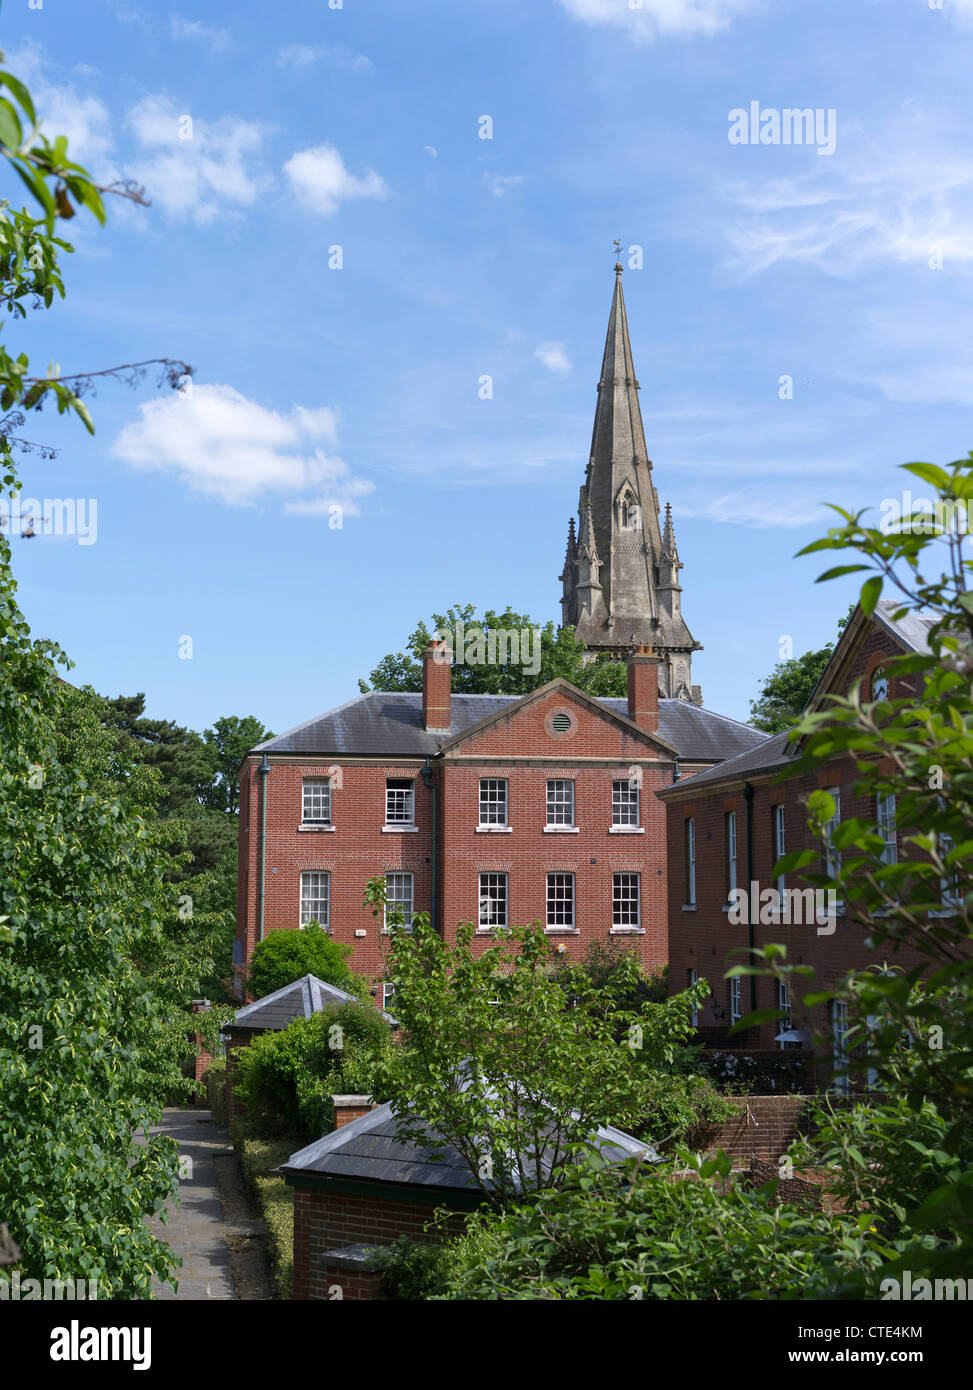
612;238;623;268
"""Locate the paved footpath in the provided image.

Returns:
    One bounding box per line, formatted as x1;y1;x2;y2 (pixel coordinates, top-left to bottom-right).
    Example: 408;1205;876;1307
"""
140;1106;236;1301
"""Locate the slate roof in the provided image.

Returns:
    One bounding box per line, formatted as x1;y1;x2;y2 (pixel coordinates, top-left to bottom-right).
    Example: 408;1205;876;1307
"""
658;601;936;798
253;691;767;765
279;1100;655;1193
229;973;397;1032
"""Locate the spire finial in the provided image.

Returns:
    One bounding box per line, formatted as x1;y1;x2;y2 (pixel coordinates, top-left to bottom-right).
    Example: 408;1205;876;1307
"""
612;238;623;273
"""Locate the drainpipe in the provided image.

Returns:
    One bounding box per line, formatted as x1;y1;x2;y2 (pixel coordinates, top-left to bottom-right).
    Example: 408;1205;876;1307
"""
258;753;270;944
743;781;756;1013
421;757;438;934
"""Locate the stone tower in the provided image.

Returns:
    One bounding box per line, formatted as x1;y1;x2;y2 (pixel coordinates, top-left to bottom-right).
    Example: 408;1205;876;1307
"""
560;262;702;704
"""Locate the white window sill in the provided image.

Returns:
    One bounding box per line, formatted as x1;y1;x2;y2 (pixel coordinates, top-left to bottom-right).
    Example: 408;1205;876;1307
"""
610;927;645;935
544;927;580;934
543;825;579;834
476;926;507;934
475;825;512;834
298;824;335;833
682;903;697;912
382;824;419;833
609;826;643;834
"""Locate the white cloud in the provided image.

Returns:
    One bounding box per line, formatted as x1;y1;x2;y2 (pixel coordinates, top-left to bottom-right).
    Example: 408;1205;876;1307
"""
112;384;375;515
557;0;755;40
676;488;829;529
126;94;271;224
423;145;438;159
170;15;231;51
724;115;973;276
484;173;524;198
5;45;116;175
949;0;973;26
283;143;389;218
276;44;374;73
535;341;572;374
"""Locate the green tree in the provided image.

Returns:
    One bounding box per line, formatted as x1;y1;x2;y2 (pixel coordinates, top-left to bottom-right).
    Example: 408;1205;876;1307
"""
748;607;854;733
0;56;200;1297
245;922;362;1001
358;602;628;697
366;878;716;1206
202;714;274;815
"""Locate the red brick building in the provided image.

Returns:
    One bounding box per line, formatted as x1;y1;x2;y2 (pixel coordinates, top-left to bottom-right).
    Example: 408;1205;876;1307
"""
234;646;765;999
658;601;938;1077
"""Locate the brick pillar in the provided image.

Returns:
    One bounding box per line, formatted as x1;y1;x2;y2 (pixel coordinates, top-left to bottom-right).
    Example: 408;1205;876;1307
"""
422;640;451;731
627;647;661;732
332;1094;376;1129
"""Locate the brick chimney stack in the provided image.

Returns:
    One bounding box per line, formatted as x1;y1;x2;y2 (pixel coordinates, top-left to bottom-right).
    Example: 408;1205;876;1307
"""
332;1095;376;1129
422;639;451;731
627;647;661;732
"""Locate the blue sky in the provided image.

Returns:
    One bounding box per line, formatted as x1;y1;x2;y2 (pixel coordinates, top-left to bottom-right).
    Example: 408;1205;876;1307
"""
4;0;973;733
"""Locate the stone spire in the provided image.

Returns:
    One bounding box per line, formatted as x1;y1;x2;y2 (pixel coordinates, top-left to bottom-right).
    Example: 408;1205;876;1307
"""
560;263;702;704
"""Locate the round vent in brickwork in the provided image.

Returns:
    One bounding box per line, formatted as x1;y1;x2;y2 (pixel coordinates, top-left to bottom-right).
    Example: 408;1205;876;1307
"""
546;708;577;738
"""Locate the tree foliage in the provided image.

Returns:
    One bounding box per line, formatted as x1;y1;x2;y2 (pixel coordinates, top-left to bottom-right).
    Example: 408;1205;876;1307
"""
245;922;362;1001
366;878;721;1207
358;602;628;697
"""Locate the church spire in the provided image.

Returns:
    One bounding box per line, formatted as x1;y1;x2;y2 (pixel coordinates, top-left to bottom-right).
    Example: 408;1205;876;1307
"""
560;261;703;704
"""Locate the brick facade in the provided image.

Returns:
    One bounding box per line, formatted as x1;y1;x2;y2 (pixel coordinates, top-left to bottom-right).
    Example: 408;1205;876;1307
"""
662;613;931;1058
236;667;686;994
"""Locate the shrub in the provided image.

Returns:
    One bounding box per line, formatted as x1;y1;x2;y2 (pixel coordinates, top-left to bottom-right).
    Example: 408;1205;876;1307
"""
205;1058;227;1127
233;1002;395;1140
245;923;364;1000
238;1137;298;1300
374;1237;451;1300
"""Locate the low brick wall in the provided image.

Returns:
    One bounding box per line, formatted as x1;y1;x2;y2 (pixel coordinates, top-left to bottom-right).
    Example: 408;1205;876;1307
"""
693;1093;874;1163
292;1187;472;1301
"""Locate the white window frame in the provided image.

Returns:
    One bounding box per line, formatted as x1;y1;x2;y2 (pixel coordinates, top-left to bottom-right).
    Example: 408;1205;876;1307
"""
300;870;330;930
777;979;799;1051
546;872;575;931
302;776;332;826
385;778;415;826
686;817;696;906
478;872;508;931
774;803;787;900
726;810;737;894
612;779;640;827
877;791;897;866
823;787;842;880
546;779;575;827
832;999;850;1095
612;872;641;931
729;975;742;1025
478;778;508;827
384;871;414;931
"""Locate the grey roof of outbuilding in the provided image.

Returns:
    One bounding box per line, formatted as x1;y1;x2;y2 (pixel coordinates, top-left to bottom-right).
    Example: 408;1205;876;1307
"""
253;691;767;765
278;1100;655;1193
229;973;397;1032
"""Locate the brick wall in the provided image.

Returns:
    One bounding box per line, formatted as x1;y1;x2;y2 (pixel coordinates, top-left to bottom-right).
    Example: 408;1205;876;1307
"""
237;684;685;989
291;1186;472;1301
664;620;930;1053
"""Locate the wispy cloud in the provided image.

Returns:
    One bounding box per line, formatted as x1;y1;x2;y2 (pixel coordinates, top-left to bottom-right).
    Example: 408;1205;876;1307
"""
169;15;230;51
535;341;572;374
484;173;523;198
283;143;389;217
723;113;973;276
112;383;374;515
276;43;374;73
126;94;271;224
557;0;755;41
